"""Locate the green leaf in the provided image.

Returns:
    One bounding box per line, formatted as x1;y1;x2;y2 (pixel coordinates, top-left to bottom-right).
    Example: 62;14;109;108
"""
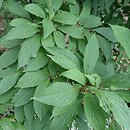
84;16;102;28
75;117;90;130
0;103;11;113
52;101;81;117
79;0;91;25
6;0;30;18
96;35;111;62
50;101;81;129
14;106;25;123
85;75;96;86
13;122;27;130
10;18;31;27
24;3;45;18
0;48;19;68
106;62;115;78
16;70;47;88
12;88;35;106
102;73;130;89
0;0;3;9
0;38;23;49
46;47;80;70
0;68;16;79
58;25;83;39
5;23;39;40
24;101;35;121
42;19;55;39
51;0;63;11
67;37;77;51
52;11;78;25
94;60;108;77
111;25;130;58
77;39;87;55
113;90;130;103
48;60;61;78
34;79;51;97
84;93;107;130
0;66;17;78
33;100;49;120
18;34;40;69
32;119;43;130
84;34;99;74
26;52;49;71
53;31;66;48
41;34;55;48
33;82;79;106
0;118;15;130
69;0;80;16
0;88;18;103
60;70;86;85
107;120;122;130
94;27;117;42
0;73;19;95
93;89;130;130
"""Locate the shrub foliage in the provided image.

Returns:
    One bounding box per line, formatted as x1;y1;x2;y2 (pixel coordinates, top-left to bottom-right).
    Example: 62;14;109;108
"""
0;0;130;130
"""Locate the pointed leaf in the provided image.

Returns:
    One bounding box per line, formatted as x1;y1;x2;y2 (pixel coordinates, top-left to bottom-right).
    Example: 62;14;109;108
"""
5;23;39;40
41;35;55;48
0;38;23;49
24;3;45;18
50;101;81;129
42;19;55;39
33;100;48;120
84;34;99;74
6;0;30;18
52;101;81;117
77;39;87;55
96;35;111;62
0;73;19;95
113;90;130;103
51;0;63;11
33;82;79;106
67;37;77;51
53;11;78;25
93;89;130;130
84;93;107;130
12;88;35;106
75;117;91;130
84;16;102;28
60;70;86;85
69;0;80;16
10;18;31;27
58;25;83;39
46;47;80;70
14;106;25;123
53;31;66;48
102;73;130;89
0;48;19;68
111;25;130;58
94;27;117;42
26;52;49;71
0;88;18;103
15;70;47;88
18;34;40;69
24;101;35;121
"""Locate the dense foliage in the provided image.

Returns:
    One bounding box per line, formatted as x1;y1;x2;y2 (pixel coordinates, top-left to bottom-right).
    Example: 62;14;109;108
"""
0;0;130;130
